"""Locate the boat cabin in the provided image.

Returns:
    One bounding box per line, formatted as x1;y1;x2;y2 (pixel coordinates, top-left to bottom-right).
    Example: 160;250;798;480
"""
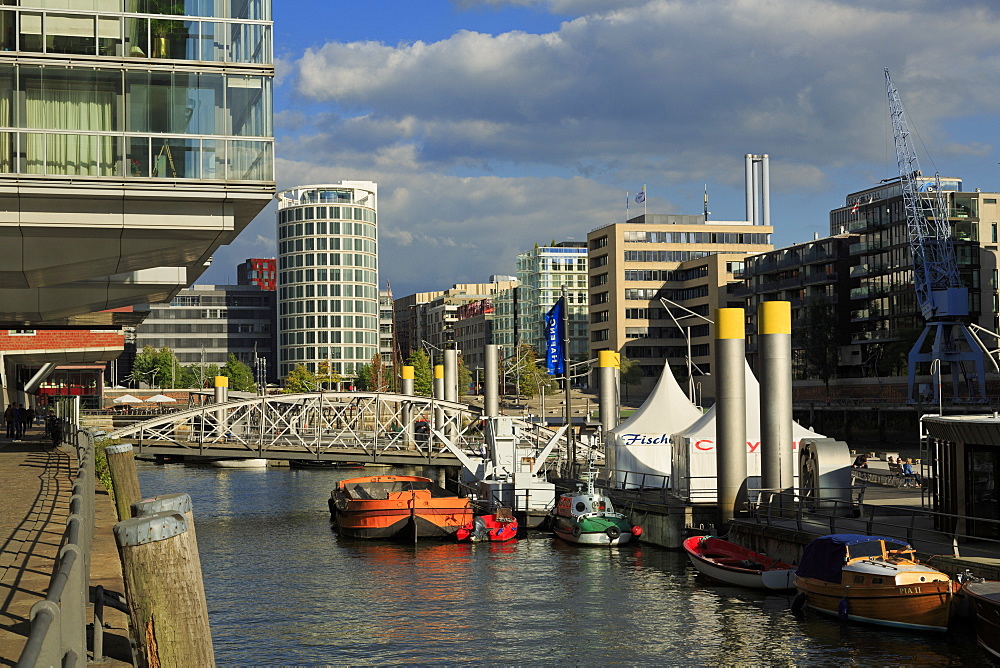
797;534;950;587
555;493;616;518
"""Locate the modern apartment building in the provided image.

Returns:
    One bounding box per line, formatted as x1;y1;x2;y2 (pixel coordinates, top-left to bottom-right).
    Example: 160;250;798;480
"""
0;1;274;401
516;242;588;360
737;233;860;378
238;258;277;291
587;213;774;397
276;182;379;380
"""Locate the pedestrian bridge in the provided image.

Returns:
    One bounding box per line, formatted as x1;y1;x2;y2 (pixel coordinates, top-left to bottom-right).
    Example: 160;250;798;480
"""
105;391;580;466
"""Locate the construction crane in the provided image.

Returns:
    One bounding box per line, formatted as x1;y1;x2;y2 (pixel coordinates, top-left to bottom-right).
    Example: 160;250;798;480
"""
884;67;987;404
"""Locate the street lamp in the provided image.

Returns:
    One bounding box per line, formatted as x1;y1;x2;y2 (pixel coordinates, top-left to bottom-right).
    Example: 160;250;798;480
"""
660;297;714;401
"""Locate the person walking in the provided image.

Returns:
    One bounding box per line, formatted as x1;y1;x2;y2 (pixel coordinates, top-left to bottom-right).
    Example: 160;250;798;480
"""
21;406;34;435
12;403;23;439
4;404;15;439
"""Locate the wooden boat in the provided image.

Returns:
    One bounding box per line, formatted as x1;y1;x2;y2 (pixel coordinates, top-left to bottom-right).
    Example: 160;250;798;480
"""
550;472;641;546
793;534;954;631
329;475;472;540
682;536;795;590
455;508;518;542
963;581;1000;659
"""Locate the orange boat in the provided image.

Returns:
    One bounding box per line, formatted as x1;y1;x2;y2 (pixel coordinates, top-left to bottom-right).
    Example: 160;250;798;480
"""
793;534;954;632
329;475;472;540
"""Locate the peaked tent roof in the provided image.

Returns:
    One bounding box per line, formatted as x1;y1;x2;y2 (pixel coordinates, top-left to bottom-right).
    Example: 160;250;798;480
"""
609;361;703;437
674;360;822;442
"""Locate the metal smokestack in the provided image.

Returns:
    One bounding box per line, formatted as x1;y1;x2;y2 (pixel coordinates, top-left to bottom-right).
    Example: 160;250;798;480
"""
715;308;747;526
761;154;770;228
745;154;754;224
758;301;793;491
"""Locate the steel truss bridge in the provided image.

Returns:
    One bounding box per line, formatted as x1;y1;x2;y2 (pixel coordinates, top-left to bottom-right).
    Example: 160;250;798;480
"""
105;391;584;467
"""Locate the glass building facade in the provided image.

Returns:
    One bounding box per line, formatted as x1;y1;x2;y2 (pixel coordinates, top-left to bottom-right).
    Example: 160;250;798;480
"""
276;182;379;380
0;0;272;182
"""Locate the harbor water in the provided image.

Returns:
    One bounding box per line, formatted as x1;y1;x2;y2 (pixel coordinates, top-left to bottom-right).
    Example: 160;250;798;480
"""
136;462;986;665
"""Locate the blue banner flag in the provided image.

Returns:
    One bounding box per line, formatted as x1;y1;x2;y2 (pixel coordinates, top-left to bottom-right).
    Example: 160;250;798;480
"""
544;298;566;375
635;188;645;204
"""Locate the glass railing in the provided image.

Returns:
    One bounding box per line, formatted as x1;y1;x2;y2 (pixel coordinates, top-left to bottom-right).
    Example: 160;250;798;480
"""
0;8;272;65
0;130;272;182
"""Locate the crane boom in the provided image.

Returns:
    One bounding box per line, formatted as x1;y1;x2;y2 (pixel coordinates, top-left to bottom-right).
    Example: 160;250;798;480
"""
884;68;965;320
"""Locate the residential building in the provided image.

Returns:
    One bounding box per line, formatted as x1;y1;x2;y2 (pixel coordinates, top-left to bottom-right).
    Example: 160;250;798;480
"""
379;290;395;383
0;0;274;401
276;182;379;380
454;298;496;377
737;233;859;378
516;242;588;360
238;258;277;291
132;283;276;385
587;213;774;397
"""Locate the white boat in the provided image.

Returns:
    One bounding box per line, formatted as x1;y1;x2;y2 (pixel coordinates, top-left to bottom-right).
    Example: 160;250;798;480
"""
210;458;269;468
550;471;641;546
682;535;795;590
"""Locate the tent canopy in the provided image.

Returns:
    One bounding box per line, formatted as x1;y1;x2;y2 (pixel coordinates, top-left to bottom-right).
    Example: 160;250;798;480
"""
145;394;177;403
112;394;143;404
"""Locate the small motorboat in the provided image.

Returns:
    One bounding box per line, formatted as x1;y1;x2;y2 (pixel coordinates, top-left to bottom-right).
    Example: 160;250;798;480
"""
329;475;473;540
792;534;954;631
289;460;364;469
550;472;641;546
682;535;795;590
455;507;518;542
209;458;268;468
963;580;1000;659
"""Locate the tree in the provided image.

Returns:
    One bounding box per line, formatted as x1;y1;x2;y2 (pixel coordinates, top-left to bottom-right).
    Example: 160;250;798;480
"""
619;355;642;402
283;364;318;393
406;350;433;396
222;354;257;393
458;355;473;397
131;345;181;388
507;344;554;398
316;360;342;390
797;298;841;391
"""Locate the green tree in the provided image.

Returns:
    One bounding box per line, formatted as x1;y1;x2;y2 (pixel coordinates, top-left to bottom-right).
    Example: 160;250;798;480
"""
508;344;554;398
222;354;257;393
619;355;643;402
406;350;433;396
797;298;840;391
316;360;342;390
131;345;181;388
283;364;318;393
458;355;473;397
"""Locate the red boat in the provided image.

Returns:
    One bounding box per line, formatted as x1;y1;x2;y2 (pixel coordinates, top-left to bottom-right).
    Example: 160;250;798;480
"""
456;508;518;542
683;535;796;590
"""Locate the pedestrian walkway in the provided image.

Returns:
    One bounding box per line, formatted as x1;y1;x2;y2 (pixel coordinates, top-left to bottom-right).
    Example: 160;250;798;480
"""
0;430;131;666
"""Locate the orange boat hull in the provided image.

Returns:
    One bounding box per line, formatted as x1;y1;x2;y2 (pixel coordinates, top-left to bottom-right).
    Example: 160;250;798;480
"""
795;576;953;631
330;475;472;540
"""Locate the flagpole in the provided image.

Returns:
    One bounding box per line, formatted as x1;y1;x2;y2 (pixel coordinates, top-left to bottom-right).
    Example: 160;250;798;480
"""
561;284;574;474
643;184;647;218
625;191;629;222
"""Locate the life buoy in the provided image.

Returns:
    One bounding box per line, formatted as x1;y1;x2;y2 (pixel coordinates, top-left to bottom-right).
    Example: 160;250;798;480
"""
606;526;621;540
572;525;582;538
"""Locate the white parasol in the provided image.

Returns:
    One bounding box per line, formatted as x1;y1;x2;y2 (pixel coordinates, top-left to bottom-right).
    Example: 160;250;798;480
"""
112;394;144;404
145;394;177;403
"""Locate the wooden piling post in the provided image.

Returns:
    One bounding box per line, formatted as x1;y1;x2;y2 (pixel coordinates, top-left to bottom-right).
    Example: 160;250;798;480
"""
105;443;142;520
131;493;202;581
114;511;215;667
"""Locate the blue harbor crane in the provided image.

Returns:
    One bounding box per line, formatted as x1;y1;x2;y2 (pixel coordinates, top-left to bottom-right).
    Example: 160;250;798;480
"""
884;68;987;404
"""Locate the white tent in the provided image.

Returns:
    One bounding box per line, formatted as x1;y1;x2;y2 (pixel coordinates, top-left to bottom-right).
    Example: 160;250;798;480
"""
607;362;704;486
672;361;823;501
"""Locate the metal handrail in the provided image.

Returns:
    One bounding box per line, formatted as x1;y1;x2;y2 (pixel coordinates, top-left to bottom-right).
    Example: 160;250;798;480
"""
753;489;1000;556
17;421;97;667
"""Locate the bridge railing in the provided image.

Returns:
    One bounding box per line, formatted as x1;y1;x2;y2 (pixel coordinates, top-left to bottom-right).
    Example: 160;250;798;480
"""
16;421;96;667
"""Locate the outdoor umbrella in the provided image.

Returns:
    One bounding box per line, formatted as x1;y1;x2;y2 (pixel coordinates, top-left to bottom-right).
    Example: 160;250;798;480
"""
112;394;143;404
145;394;177;403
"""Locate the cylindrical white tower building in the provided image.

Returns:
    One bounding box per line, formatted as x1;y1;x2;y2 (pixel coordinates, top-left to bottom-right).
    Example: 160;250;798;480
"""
276;182;379;383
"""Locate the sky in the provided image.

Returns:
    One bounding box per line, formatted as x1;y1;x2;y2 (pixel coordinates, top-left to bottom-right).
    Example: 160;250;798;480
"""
200;0;1000;297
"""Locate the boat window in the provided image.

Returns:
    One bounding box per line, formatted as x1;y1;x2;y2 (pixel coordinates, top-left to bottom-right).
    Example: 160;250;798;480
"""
847;541;885;559
853;575;865;584
872;577;884;584
884;541;910;554
575;501;588;512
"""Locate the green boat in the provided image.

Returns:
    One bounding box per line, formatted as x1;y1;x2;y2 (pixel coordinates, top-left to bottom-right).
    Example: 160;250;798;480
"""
550;472;641;546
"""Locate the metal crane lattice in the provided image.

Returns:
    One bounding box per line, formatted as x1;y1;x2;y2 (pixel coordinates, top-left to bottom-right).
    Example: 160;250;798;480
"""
884;68;987;403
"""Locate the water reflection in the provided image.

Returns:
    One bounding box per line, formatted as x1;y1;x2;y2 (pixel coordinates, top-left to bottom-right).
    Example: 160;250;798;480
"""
135;462;988;665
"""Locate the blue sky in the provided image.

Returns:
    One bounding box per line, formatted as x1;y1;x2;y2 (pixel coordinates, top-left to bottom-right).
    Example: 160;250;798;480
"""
201;0;1000;296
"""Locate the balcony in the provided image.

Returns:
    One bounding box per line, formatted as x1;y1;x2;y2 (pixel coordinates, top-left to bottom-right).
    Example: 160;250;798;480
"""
802;271;837;286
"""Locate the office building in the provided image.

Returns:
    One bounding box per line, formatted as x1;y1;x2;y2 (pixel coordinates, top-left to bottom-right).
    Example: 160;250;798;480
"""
132;283;275;384
238;258;277;291
0;0;274;401
276;182;379;380
587;214;773;397
516;242;588;360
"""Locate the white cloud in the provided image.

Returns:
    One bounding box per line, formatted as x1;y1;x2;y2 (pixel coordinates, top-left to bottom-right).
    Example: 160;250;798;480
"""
211;0;1000;295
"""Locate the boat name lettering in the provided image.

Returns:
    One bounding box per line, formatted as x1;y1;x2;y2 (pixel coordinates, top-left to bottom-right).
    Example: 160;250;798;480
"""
898;586;921;594
621;433;669;445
